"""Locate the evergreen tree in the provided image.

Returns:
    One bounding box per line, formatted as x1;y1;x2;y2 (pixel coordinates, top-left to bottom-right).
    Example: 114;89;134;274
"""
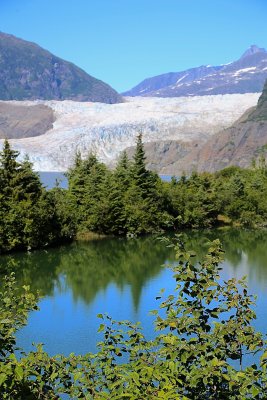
132;132;147;188
0;139;20;197
0;140;73;253
68;152;111;233
114;150;131;190
106;151;131;234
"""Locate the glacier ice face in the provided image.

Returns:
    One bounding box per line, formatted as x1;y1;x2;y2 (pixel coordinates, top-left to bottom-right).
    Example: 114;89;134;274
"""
0;93;260;171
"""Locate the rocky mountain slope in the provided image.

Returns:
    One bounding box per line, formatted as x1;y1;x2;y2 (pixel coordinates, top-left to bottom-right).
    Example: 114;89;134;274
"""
141;79;267;175
184;79;267;173
123;45;267;97
0;32;122;103
0;93;259;171
0;103;54;139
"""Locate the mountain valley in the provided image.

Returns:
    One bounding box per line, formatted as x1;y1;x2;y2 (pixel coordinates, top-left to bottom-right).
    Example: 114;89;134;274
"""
0;33;266;174
0;93;260;172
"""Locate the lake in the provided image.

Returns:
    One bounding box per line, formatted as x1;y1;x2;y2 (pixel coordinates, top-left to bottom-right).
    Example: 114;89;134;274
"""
1;228;267;357
38;171;68;189
37;172;174;189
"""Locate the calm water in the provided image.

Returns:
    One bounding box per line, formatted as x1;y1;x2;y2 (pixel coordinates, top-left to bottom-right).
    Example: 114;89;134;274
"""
37;172;173;189
1;229;267;356
38;171;68;189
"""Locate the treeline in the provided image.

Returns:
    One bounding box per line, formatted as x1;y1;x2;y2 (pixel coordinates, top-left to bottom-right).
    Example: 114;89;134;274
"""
1;135;267;253
66;134;267;234
168;159;267;229
67;133;170;236
0;140;74;253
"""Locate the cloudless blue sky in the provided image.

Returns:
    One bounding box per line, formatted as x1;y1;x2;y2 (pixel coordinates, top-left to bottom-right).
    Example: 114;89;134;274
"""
0;0;267;92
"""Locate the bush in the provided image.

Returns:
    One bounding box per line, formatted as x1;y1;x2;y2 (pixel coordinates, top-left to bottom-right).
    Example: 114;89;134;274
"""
1;240;267;398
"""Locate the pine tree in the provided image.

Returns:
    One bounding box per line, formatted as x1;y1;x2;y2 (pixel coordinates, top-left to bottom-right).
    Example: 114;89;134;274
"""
0;140;72;252
68;152;111;233
132;132;148;191
106;151;132;234
0;139;20;197
12;156;42;202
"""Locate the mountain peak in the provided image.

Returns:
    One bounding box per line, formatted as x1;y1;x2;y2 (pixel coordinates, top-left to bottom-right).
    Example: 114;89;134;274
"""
240;45;267;59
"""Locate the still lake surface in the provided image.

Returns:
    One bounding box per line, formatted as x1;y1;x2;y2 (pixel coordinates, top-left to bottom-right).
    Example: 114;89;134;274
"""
38;171;68;189
37;171;174;189
1;228;267;356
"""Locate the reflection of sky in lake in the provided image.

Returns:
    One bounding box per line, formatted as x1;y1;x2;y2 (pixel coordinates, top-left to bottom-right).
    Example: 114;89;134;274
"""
16;267;174;355
10;229;267;356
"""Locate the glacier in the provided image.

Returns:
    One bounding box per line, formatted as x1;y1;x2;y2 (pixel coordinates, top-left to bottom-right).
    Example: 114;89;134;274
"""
0;93;260;172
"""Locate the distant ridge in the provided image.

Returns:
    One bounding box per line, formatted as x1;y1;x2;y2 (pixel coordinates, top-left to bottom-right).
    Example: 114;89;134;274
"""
149;79;267;174
123;45;267;97
0;32;122;103
188;78;267;172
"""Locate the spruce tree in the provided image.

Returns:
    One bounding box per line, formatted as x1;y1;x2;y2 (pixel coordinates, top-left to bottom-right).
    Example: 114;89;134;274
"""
106;151;131;234
0;140;72;252
132;132;148;191
68;152;111;233
0;139;20;197
12;156;42;201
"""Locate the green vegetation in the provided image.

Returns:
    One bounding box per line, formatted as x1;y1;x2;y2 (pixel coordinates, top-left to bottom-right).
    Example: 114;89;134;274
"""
0;32;122;103
2;135;267;254
1;240;267;398
168;162;267;229
0;140;73;254
68;134;267;235
2;137;267;397
68;133;171;236
248;79;267;121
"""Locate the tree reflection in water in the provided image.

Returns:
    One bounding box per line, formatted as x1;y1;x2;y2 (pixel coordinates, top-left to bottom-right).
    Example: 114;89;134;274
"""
1;228;267;309
0;236;174;310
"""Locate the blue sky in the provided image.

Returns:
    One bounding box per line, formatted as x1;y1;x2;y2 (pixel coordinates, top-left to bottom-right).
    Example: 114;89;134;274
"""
0;0;267;92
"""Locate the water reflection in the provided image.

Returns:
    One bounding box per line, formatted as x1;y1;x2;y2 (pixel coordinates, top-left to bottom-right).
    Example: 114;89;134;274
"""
179;228;267;291
2;228;267;355
58;237;173;309
1;228;267;306
0;236;174;310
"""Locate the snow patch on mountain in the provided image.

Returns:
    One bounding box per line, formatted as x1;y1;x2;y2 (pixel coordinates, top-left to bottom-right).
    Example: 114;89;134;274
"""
233;67;257;76
0;93;260;171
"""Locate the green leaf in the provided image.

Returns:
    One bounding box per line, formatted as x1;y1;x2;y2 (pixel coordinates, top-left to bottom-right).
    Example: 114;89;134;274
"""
98;323;105;332
15;366;24;380
252;386;260;396
0;373;7;386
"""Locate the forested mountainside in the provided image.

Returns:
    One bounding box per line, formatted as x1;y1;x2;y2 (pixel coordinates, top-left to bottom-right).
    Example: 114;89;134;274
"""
0;32;122;103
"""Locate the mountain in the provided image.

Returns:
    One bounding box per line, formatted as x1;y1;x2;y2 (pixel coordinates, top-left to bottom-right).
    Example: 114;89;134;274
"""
184;78;267;173
0;32;122;103
0;103;54;139
0;93;259;171
123;45;267;97
141;79;267;175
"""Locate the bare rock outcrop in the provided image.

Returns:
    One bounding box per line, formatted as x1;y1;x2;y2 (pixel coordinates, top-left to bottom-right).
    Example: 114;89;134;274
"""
157;80;267;175
0;102;54;139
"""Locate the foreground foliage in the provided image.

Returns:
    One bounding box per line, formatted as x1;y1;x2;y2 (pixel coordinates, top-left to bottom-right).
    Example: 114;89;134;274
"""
1;240;267;399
